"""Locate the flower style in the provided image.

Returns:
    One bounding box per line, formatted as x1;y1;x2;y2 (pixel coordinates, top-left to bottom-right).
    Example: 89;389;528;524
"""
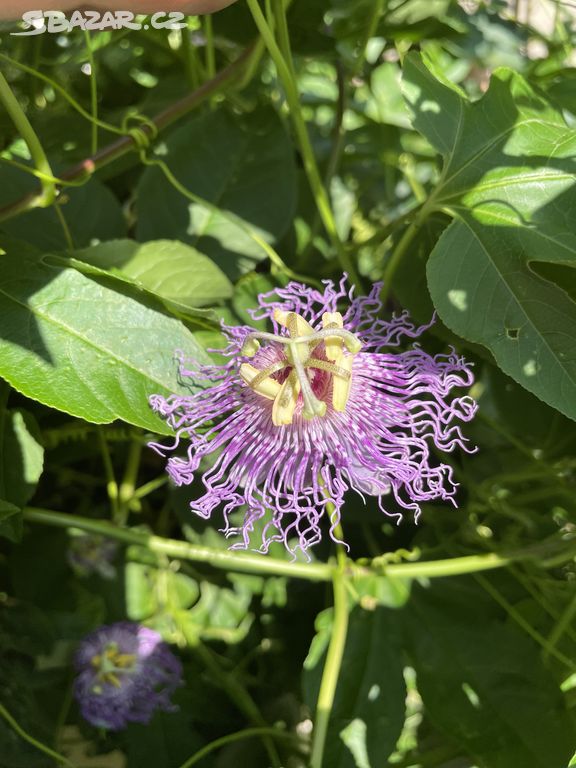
74;622;182;730
150;277;477;555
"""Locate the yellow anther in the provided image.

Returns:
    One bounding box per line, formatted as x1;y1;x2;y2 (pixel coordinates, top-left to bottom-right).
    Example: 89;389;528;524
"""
239;363;282;401
322;312;344;361
272;370;301;426
241;337;261;357
332;355;354;412
103;672;122;688
91;645;136;688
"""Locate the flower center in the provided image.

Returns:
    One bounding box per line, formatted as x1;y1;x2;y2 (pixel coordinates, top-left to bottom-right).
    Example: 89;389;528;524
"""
90;642;136;692
239;309;362;426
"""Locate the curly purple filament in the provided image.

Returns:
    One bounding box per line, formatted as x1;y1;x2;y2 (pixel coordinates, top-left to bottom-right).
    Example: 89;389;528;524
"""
150;277;477;555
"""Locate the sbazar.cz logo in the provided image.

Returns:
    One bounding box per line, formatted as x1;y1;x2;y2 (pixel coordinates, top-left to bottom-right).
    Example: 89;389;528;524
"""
11;10;187;34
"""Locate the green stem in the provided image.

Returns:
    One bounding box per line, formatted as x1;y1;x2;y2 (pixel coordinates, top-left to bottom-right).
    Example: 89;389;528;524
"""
247;0;360;286
382;551;513;579
352;0;385;78
546;591;576;658
22;507;333;582
133;474;168;500
177;726;296;768
0;54;123;137
324;62;346;188
0;155;88;188
53;204;74;251
97;430;120;522
83;30;99;154
379;204;431;306
53;678;74;752
0;703;77;768
204;15;216;81
238;38;266;89
0;45;255;223
298;62;346;267
194;644;281;768
271;0;294;69
0;68;56;208
310;563;349;768
118;437;143;523
23;507;574;582
181;25;202;90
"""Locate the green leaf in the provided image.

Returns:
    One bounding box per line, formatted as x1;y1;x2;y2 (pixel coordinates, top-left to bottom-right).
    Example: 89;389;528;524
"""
403;53;576;420
0;243;210;432
0;409;43;541
304;607;406;768
125;558;200;622
350;572;412;610
1;410;44;507
403;580;575;768
176;580;253;645
230;272;276;322
359;63;412;129
73;239;233;310
136;108;297;280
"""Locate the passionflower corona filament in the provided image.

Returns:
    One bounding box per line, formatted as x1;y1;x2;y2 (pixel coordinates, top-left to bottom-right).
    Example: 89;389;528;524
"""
150;277;477;554
74;622;182;730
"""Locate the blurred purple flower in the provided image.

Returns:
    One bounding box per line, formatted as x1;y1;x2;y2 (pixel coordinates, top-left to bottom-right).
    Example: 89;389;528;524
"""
67;533;118;579
150;277;477;555
74;622;182;730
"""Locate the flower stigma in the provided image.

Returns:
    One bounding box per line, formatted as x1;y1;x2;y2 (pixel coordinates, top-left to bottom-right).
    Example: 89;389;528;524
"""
239;309;362;426
90;642;136;691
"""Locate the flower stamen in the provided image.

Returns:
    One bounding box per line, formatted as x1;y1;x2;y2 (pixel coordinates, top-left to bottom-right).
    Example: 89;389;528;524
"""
90;643;136;690
273;369;301;425
239;309;360;425
239;362;285;400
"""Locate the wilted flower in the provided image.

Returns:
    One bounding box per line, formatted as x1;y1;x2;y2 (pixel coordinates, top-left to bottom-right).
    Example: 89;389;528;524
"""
74;622;182;730
150;277;477;554
67;532;118;579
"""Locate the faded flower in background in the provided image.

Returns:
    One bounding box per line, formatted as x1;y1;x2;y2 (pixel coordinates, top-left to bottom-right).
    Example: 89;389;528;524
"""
74;622;182;730
67;531;118;579
150;278;477;555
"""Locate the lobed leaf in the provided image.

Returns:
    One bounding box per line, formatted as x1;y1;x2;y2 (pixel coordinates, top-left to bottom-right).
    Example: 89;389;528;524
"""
403;52;576;421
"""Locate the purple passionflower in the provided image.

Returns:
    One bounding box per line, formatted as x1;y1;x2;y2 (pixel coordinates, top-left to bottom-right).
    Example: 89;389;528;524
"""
150;277;477;555
74;622;182;730
67;533;118;579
